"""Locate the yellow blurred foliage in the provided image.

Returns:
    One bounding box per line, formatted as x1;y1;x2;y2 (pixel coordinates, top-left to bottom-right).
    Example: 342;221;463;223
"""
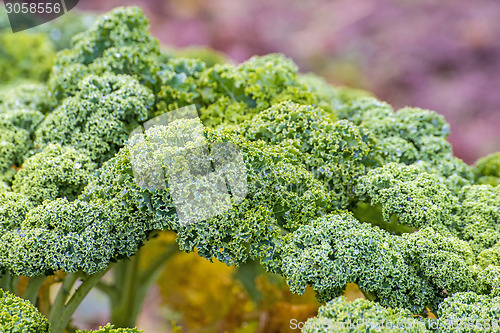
142;232;368;332
157;246;251;332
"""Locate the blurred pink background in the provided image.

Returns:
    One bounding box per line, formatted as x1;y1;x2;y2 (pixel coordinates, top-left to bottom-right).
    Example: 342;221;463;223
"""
78;0;500;164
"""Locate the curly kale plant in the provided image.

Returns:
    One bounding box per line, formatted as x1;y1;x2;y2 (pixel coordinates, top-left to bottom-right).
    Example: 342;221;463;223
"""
302;296;427;333
0;288;141;333
0;288;50;332
1;5;499;333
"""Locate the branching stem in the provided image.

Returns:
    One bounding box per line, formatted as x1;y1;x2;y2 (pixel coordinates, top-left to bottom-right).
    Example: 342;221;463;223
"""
23;275;47;305
49;267;111;333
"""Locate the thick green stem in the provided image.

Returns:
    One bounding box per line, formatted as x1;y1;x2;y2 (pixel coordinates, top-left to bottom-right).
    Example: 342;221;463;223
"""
109;244;178;327
135;244;178;320
360;287;378;302
0;271;19;294
48;272;79;324
9;275;19;294
50;268;110;333
110;254;140;328
0;272;11;292
96;280;117;299
23;275;47;305
0;271;19;295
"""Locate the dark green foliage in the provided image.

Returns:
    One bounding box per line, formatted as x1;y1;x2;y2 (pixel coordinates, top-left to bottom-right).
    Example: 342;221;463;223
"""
240;101;378;208
477;265;500;297
0;192;145;275
437;292;500;332
156;54;321;127
0;288;50;332
0;83;52;185
474;152;500;186
0;109;44;134
0;146;162;276
355;163;458;229
48;6;161;101
0;82;52;115
200;54;318;126
82;121;330;266
278;212;420;308
338;97;393;126
11;144;96;205
452;184;500;254
6;198;116;275
277;212;475;313
80;149;167;259
340;98;474;191
401;227;476;298
0;191;34;231
0;124;30;184
36;74;154;163
302;296;428;333
156;58;207;112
